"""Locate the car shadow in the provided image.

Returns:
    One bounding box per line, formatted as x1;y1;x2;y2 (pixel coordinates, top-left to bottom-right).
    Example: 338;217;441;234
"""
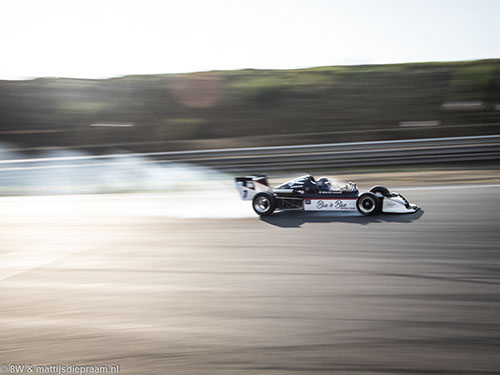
260;209;424;228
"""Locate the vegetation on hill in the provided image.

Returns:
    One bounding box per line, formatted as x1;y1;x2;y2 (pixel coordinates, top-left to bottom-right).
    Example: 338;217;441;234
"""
1;59;499;152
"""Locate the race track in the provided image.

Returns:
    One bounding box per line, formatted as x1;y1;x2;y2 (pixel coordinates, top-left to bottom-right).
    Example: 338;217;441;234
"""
1;185;500;374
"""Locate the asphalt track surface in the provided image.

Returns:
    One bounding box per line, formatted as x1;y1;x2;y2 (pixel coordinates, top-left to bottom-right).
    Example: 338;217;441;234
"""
1;185;500;374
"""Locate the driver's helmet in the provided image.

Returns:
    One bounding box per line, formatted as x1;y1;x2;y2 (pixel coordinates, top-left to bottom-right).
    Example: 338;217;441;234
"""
317;177;331;190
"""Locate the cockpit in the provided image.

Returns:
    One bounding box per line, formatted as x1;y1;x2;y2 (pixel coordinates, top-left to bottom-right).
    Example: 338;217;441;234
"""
317;177;332;191
275;175;357;193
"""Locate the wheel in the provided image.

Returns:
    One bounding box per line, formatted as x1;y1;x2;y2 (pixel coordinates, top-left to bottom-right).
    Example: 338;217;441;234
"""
356;192;381;215
252;192;276;216
370;185;391;197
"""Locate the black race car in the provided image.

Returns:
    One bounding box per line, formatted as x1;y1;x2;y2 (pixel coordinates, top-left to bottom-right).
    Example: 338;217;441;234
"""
235;174;419;216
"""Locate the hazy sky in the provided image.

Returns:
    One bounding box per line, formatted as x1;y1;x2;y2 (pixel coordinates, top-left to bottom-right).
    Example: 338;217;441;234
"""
1;0;499;79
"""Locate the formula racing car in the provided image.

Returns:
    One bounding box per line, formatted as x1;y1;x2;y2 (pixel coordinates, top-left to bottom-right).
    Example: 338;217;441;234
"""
235;175;419;216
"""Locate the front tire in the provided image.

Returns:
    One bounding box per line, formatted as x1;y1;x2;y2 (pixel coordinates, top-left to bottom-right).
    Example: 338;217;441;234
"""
357;192;380;215
370;185;391;197
252;192;276;216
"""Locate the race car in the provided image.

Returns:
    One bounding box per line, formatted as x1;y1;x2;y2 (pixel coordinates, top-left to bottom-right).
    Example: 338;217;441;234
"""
235;174;419;216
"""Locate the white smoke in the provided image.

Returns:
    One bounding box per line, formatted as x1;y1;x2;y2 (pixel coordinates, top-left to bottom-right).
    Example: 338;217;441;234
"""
0;144;253;218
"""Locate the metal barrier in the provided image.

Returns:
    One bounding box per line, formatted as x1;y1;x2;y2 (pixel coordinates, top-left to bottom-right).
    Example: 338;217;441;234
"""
1;135;500;172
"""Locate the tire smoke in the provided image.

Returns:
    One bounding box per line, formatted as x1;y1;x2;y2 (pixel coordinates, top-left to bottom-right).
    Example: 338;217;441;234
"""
0;145;253;218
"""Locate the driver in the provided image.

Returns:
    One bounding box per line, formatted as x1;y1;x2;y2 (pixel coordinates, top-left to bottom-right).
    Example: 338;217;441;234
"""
317;177;332;191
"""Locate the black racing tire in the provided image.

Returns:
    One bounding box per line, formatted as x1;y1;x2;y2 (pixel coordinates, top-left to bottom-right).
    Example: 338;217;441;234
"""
357;192;381;215
252;192;276;216
370;185;391;197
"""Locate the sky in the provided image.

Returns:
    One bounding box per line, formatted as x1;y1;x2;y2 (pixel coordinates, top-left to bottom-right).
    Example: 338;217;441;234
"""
1;0;499;80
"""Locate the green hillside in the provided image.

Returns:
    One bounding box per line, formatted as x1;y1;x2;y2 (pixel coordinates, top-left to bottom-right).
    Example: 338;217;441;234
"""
1;59;499;152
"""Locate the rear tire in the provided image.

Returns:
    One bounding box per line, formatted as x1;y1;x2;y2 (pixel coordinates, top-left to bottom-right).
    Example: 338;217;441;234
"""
357;192;381;215
370;185;391;197
252;192;276;216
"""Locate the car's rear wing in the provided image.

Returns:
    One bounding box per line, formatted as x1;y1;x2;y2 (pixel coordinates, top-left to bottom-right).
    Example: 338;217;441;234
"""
235;175;271;200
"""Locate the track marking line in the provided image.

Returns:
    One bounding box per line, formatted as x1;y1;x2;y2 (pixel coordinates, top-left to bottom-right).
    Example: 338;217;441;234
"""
396;183;500;191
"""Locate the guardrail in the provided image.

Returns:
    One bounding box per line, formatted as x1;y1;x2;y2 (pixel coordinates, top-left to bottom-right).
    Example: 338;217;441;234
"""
1;135;500;172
